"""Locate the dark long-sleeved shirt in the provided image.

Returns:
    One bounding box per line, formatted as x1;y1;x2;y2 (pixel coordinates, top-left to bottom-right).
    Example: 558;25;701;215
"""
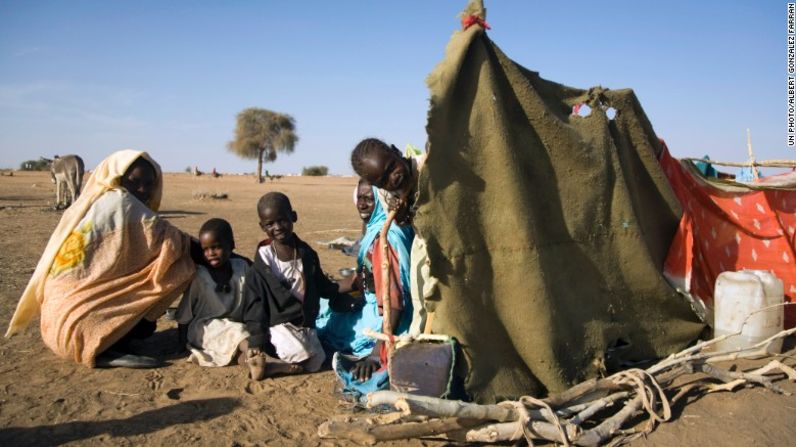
243;236;340;351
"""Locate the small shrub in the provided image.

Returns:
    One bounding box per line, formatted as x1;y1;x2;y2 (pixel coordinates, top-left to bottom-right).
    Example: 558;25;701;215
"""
302;165;328;176
20;159;50;171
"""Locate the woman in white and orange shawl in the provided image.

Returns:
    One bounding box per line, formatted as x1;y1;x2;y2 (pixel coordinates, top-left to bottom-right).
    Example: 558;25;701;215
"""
6;150;196;367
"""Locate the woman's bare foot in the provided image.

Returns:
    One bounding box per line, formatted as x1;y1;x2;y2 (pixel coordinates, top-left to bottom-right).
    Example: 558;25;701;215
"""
246;349;267;380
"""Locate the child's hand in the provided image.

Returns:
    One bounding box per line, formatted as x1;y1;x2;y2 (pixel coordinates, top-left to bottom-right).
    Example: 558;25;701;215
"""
394;209;412;226
387;195;407;213
385;195;411;223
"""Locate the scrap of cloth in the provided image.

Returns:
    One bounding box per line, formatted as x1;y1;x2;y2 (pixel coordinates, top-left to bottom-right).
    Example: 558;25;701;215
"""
414;1;703;403
660;145;796;329
6;150;196;366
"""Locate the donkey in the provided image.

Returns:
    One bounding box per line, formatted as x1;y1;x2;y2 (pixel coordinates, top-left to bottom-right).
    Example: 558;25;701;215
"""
49;155;85;209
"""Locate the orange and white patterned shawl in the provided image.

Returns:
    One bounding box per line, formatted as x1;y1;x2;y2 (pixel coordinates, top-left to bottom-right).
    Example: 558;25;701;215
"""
6;150;196;366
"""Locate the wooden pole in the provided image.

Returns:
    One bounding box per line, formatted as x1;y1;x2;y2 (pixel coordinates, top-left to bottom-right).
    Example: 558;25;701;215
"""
380;208;398;359
747;128;759;181
367;391;524;422
682;158;796;168
318;416;483;444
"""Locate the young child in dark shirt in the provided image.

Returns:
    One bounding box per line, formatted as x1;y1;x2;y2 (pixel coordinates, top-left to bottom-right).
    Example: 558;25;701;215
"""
350;138;425;226
350;137;435;338
243;192;360;380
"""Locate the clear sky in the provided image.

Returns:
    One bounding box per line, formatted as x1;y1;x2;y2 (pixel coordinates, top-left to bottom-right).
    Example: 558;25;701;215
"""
0;0;789;175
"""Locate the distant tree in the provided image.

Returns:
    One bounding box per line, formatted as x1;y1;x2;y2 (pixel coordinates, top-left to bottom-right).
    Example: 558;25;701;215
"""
20;158;50;171
227;108;298;183
302;165;328;176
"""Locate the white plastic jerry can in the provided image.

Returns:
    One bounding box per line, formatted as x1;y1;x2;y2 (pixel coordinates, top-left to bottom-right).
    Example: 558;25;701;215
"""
713;270;784;354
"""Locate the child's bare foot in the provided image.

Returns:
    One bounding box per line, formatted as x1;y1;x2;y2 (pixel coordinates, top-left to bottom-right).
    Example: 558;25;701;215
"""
246;349;267;380
267;361;303;376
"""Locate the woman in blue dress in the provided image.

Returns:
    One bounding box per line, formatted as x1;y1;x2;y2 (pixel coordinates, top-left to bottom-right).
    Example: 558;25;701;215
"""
316;179;414;398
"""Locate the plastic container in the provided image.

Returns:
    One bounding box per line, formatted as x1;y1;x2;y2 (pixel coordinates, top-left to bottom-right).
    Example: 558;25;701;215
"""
713;270;784;354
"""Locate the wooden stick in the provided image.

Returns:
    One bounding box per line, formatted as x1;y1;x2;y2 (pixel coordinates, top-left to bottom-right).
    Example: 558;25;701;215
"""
318;416;483;444
696;362;790;395
460;421;526;443
568;391;631;426
650;333;738;372
669;382;703;405
367;391;524;422
379;209;398;358
682;158;796;168
671;360;796;402
647;323;796;376
543;376;623;408
746;128;759;181
424;311;435;335
575;394;645;446
706;360;796;393
362;328;411;345
460;419;579;444
704;326;796;364
556;391;631;417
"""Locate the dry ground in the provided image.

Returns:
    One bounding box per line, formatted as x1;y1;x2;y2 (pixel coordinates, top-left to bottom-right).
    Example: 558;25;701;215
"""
0;171;794;446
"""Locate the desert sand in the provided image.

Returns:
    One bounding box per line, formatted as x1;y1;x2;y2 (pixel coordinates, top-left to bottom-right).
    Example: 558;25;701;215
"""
0;171;794;446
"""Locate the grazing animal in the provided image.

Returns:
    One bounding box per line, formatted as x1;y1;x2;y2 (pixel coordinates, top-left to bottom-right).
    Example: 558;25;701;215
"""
264;170;282;182
49;155;85;209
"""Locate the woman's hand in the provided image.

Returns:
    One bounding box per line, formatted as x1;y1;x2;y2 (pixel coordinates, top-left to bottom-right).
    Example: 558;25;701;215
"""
350;355;381;382
361;269;375;293
352;270;370;293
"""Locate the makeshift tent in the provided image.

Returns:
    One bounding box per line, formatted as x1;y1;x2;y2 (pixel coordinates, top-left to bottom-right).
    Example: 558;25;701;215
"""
414;0;704;403
661;146;796;329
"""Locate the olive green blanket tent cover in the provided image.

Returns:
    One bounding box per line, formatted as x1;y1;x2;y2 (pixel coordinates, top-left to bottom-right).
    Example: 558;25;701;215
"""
414;1;704;403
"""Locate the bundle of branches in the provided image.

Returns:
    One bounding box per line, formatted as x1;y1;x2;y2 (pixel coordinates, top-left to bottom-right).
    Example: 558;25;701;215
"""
318;328;796;446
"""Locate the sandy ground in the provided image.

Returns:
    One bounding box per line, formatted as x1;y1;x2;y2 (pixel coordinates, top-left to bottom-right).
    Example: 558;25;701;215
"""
0;171;794;446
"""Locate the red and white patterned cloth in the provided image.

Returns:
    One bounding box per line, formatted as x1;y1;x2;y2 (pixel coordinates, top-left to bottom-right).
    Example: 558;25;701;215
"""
659;144;796;328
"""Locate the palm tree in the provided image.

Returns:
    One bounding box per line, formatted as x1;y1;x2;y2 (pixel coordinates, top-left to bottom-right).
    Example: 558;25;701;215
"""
227;108;298;183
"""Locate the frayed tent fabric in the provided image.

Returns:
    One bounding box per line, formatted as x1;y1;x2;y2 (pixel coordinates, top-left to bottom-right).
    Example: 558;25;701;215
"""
414;0;704;403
